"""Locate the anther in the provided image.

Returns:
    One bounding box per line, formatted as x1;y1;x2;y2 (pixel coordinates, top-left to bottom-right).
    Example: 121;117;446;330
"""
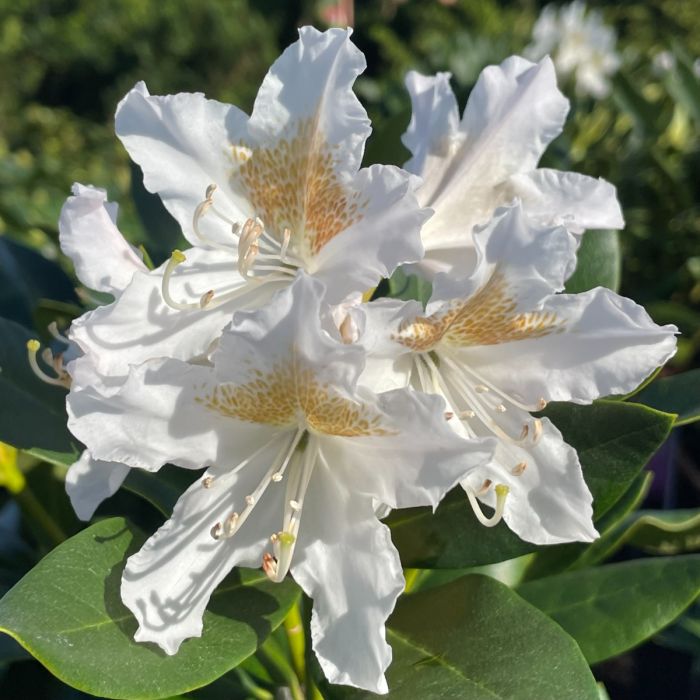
339;314;355;344
289;499;301;512
518;424;529;441
224;512;239;536
537;398;547;410
202;476;214;488
271;472;284;482
495;404;507;413
245;495;255;506
200;290;215;308
532;419;543;443
444;411;454;421
205;184;217;199
210;522;223;540
477;479;492;496
475;385;489;393
459;409;476;419
512;462;527;476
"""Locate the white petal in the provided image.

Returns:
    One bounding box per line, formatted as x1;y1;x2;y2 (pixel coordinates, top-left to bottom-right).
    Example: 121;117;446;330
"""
58;184;145;294
428;203;577;313
115;82;250;246
67;358;275;471
312;164;429;302
507;169;624;233
69;247;275;377
458;287;677;404
65;451;131;521
462;416;597;544
322;388;494;511
402;71;460;178
122;453;286;654
248;26;369;176
291;464;403;694
418;57;569;250
215;273;366;395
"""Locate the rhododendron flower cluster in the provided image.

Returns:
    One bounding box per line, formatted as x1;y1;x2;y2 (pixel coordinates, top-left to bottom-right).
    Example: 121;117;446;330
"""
34;26;675;695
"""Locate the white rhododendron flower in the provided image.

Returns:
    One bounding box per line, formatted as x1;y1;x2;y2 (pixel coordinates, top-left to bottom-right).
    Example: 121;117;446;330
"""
356;204;677;544
68;26;428;380
402;55;623;277
526;1;620;99
66;274;494;693
25;185;147;519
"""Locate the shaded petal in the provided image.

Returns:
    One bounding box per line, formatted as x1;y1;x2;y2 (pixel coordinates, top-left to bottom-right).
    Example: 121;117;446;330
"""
312;165;429;302
402;71;460;178
69;247;275;376
122;453;286;654
67;358;275;470
323;388;494;510
248;26;369;176
429;203;577;314
507;169;624;233
461;415;597;545
115;82;250;246
291;463;403;694
59;184;146;294
458;287;677;404
65;451;131;521
419;57;569;249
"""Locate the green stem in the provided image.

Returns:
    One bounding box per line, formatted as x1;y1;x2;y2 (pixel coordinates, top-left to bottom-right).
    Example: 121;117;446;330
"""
258;636;305;700
234;668;274;700
284;601;306;682
14;484;66;546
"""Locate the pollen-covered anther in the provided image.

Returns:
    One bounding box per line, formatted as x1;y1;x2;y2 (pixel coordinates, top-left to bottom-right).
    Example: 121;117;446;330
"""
263;530;297;583
271;471;284;482
466;482;509;528
532;419;543;443
245;495;255;506
210;522;223;540
26;339;71;388
512;461;527;476
223;511;239;536
202;476;214;488
289;499;301;512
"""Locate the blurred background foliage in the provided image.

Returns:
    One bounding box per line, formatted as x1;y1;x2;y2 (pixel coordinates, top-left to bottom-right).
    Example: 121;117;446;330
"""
0;1;699;697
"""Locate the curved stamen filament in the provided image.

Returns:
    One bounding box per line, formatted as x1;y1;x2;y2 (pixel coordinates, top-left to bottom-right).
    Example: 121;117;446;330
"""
466;483;509;527
26;340;70;388
161;250;213;311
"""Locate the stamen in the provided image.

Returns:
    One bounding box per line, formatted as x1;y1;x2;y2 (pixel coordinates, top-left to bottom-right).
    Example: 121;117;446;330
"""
202;476;214;489
47;322;70;344
192;184;233;251
210;522;223;540
161;250;210;311
466;483;509;527
26;340;70;388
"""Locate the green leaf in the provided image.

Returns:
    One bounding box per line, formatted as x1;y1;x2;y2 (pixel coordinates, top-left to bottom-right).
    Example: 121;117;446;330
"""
522;471;653;580
390;401;673;568
620;509;700;555
518;556;700;664
564;230;621;294
122;466;199;517
344;575;598;699
634;369;700;426
373;267;432;306
0;517;299;699
0;317;80;462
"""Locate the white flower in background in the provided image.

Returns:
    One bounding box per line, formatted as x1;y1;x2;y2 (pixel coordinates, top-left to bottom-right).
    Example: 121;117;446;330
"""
526;1;620;99
68;26;427;381
402;56;623;277
355;204;677;544
66;274;493;694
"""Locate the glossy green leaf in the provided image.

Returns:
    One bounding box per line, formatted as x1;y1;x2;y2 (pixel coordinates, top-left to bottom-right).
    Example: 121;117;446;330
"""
564;229;621;294
519;556;700;664
522;471;653;580
390;401;673;568
0;518;299;699
0;317;79;462
634;369;700;426
344;575;598;699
